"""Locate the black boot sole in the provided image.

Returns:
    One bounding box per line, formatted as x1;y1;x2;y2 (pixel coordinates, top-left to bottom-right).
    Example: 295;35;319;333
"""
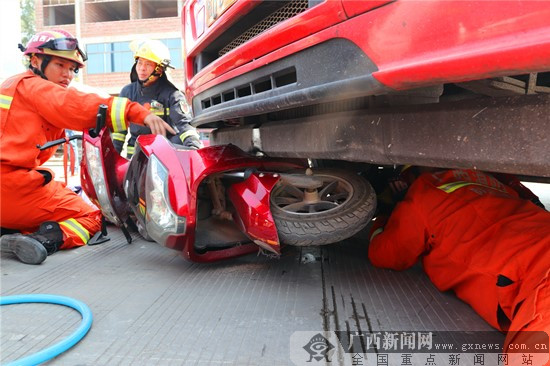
0;234;48;264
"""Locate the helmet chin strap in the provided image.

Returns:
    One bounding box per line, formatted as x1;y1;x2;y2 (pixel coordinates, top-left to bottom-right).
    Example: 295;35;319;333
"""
30;55;51;80
138;64;164;86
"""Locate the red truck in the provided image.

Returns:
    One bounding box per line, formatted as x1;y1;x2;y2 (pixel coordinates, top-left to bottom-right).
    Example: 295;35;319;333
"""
182;0;550;180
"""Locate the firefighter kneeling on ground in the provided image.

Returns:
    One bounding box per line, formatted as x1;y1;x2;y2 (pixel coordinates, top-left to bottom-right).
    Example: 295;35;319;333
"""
0;30;176;265
368;166;550;366
112;39;201;158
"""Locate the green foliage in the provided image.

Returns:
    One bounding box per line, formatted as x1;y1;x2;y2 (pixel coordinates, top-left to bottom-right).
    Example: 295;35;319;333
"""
20;0;35;46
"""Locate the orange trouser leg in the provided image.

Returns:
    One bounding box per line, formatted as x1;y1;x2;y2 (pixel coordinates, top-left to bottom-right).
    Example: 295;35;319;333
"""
58;209;102;249
504;280;550;366
1;177;101;249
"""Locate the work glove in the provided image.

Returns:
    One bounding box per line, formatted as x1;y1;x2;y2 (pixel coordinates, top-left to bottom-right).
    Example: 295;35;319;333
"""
179;130;203;150
388;176;409;202
182;135;203;149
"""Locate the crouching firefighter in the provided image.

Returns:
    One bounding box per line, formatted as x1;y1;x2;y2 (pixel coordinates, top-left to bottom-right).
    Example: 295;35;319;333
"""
112;39;201;158
0;30;176;264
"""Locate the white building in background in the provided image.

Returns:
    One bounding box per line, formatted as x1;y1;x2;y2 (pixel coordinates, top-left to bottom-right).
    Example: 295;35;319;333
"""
0;0;25;83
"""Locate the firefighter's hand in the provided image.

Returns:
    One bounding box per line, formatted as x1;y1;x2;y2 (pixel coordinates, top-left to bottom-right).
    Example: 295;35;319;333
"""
143;113;177;136
182;135;203;149
179;129;203;150
389;178;408;195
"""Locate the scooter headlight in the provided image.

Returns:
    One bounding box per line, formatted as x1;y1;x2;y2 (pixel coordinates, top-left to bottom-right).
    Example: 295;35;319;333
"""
145;154;185;241
84;141;120;225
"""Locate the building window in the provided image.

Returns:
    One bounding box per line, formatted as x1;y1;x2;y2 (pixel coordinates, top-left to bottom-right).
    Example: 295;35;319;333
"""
86;39;182;74
164;39;182;70
43;1;75;26
86;42;132;74
85;0;130;22
138;0;178;19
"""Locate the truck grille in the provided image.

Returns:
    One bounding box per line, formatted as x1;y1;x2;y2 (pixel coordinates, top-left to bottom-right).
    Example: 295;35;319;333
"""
194;0;311;75
219;0;309;57
201;67;297;110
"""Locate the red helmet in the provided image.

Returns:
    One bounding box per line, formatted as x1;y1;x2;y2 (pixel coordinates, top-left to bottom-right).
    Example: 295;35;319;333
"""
22;30;87;67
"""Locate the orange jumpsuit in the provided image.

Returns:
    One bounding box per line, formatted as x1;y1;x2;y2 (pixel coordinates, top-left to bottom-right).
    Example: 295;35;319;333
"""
369;169;550;364
0;71;150;249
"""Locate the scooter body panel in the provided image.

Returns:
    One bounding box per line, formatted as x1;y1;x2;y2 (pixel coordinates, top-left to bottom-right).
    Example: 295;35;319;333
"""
228;173;282;255
127;135;304;262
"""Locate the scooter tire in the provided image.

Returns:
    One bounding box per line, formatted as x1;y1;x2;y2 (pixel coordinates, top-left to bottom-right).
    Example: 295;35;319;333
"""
270;168;376;246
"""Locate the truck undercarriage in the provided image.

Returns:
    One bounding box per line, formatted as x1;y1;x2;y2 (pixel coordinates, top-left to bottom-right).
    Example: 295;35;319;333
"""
210;85;550;180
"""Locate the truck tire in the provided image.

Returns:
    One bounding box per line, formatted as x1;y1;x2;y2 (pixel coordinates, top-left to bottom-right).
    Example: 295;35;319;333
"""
270;168;376;246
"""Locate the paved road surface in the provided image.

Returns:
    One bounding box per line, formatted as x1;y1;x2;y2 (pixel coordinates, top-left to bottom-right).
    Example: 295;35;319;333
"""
1;226;500;366
2;161;545;365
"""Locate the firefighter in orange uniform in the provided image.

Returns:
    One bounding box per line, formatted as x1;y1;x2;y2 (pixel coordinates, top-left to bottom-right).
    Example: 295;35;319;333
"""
0;30;175;265
369;168;549;365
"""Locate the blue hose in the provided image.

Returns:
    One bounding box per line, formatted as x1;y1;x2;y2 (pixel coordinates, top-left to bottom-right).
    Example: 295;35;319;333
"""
0;294;93;366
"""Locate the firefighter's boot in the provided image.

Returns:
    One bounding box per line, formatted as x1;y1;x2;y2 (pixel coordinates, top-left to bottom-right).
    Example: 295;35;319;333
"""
0;222;63;264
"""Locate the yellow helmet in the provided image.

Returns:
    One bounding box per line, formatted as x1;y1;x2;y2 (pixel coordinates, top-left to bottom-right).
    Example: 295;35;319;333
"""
130;39;172;69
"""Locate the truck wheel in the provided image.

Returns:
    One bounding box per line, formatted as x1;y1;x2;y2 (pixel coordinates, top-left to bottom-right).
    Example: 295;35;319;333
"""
270;168;376;246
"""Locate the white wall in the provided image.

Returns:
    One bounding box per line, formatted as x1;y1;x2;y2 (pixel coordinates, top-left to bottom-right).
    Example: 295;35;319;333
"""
523;182;550;211
0;0;25;83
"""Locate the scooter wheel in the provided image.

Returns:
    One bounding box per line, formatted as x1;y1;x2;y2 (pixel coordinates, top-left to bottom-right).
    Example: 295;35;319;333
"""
270;168;376;246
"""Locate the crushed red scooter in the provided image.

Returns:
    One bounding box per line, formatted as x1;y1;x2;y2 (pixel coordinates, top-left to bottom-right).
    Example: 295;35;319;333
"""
78;106;376;262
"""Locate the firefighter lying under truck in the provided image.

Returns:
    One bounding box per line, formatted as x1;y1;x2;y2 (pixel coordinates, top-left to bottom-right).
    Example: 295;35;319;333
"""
368;166;549;365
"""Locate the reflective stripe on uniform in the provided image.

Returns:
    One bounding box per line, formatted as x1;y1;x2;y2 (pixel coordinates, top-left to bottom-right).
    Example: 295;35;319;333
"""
127;145;135;155
437;181;507;194
0;94;13;110
110;97;128;132
179;129;200;143
138;197;146;217
370;227;384;242
59;218;91;244
151;108;169;116
112;132;126;142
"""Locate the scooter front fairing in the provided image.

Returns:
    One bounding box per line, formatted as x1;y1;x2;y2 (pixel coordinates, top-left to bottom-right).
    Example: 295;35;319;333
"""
126;135;305;262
